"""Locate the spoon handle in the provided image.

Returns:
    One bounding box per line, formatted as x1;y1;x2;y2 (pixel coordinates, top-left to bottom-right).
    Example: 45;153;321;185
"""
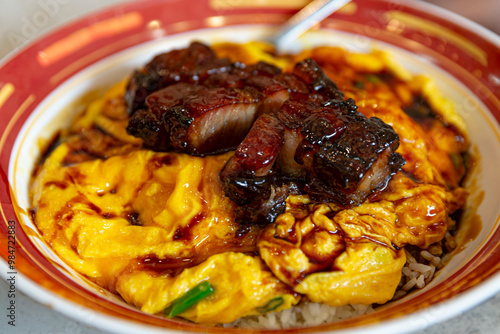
271;0;351;50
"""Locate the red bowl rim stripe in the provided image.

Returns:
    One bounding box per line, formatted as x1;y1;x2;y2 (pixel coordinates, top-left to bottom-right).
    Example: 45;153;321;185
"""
1;0;500;332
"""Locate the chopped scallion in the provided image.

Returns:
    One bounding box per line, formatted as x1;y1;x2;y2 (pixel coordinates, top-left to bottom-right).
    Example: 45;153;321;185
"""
450;153;460;169
353;80;365;89
256;296;284;313
366;74;380;83
165;281;215;318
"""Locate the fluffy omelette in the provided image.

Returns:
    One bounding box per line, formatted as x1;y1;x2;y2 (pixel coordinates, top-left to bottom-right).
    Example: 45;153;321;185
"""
30;43;469;325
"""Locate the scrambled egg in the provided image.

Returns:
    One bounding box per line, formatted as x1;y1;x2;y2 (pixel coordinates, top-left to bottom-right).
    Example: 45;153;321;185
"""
116;253;300;324
258;198;406;306
30;43;468;324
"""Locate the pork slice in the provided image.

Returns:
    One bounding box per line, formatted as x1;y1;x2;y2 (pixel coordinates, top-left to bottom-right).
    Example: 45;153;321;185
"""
274;99;316;178
244;61;282;77
126;109;169;150
145;82;203;113
274;73;310;99
293;58;344;101
220;113;284;204
308;116;405;205
125;42;232;114
126;83;204;151
276;99;355;178
170;87;261;155
244;76;290;115
221;113;284;180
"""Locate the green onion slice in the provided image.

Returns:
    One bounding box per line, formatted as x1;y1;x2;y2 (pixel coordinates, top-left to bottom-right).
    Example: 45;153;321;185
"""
366;74;380;83
450;153;461;169
353;80;365;89
165;281;215;318
257;296;284;313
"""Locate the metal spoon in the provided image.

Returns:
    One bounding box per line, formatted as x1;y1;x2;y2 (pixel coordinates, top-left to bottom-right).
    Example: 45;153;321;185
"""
270;0;352;52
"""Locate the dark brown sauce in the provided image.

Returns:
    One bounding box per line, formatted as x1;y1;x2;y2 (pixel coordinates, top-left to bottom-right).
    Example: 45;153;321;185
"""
52;194;117;223
457;213;483;250
29;209;36;223
65;212;75;222
453;193;484;255
346;235;393;250
138;255;195;275
402;96;436;130
235;223;251;238
151;155;176;167
36;131;62;168
30;131;63;180
44;181;68;190
172;212;206;241
126;212;141;226
85;200;103;216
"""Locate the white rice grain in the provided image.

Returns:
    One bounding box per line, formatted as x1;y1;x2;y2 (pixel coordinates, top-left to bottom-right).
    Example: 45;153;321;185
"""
405;250;417;263
409;271;420;280
392;290;407;300
409;262;432;274
415;274;426;288
336;305;356;319
425;264;437;284
402;277;417;291
431;256;443;268
402;266;412;276
352;304;370;315
420;250;435;261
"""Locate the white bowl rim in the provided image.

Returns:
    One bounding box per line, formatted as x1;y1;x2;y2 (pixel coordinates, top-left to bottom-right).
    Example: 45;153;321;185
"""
1;1;500;333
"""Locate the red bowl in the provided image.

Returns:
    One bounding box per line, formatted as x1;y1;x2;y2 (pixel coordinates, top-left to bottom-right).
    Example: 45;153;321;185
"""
1;0;500;333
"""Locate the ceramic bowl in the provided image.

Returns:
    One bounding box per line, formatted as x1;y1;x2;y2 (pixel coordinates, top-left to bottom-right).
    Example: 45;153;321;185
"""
1;0;499;333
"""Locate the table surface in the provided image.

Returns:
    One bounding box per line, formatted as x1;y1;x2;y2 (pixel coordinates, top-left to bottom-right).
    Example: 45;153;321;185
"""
1;0;499;333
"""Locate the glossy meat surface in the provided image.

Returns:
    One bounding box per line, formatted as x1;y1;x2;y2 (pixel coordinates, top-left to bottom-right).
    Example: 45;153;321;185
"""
125;42;232;114
292;58;344;101
127;84;261;154
306;114;405;205
125;44;291;155
219;59;404;223
220;113;284;205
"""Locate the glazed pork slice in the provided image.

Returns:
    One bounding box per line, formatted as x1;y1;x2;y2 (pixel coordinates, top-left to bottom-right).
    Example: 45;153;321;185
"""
127;83;204;150
278;95;404;207
220;60;405;220
125;45;291;155
220;113;285;205
222;105;404;221
244;75;290;115
292;58;344;101
280;99;404;206
177;87;262;154
220;113;302;225
306;115;405;206
125;42;232;115
127;83;263;154
274;99;318;178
